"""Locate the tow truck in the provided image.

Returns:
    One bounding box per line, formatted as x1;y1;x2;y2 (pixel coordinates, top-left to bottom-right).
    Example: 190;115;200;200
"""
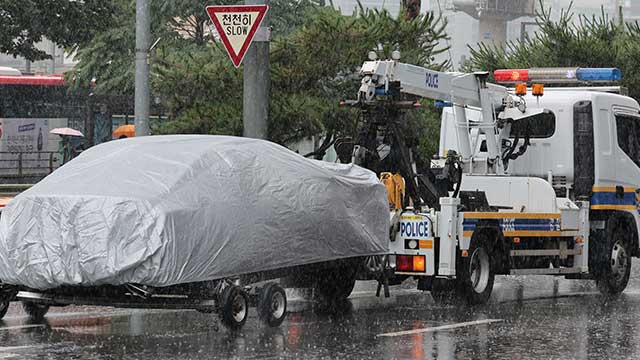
344;53;639;304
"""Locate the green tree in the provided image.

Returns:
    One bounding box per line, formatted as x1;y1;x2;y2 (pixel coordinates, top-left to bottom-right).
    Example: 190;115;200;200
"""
0;0;115;61
68;0;237;94
156;6;449;158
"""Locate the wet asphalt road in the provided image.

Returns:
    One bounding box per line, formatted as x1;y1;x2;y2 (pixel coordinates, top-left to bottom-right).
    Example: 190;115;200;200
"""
3;265;640;359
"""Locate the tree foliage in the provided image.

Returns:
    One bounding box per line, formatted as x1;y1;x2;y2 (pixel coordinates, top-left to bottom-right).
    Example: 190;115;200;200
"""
0;0;115;61
467;1;640;100
70;1;450;157
156;6;450;158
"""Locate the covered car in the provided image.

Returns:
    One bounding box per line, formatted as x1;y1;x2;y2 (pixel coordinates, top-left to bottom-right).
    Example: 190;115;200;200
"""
0;135;389;290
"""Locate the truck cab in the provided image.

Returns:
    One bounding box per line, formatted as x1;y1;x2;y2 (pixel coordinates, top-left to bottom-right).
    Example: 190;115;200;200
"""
438;84;640;297
353;61;637;303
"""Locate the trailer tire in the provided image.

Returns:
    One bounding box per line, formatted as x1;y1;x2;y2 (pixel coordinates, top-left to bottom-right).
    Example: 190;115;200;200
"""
313;267;357;302
0;300;9;320
596;225;631;297
257;283;287;327
219;285;248;331
22;302;49;322
456;233;494;305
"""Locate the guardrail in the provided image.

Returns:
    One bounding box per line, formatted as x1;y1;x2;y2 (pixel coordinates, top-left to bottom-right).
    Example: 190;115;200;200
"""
0;184;32;197
0;151;60;178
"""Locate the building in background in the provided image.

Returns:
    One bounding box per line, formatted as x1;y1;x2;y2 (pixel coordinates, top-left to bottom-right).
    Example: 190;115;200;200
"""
331;0;640;69
0;39;75;75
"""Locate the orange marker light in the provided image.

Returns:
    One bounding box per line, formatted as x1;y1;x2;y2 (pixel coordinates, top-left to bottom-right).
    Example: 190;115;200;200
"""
513;237;521;244
532;83;544;96
461;250;469;258
515;83;527;96
413;255;426;272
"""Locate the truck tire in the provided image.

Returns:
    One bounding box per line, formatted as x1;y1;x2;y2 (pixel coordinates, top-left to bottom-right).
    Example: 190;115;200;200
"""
257;283;287;327
219;285;248;331
22;301;49;322
596;225;631;296
0;300;9;320
456;233;494;305
313;266;357;302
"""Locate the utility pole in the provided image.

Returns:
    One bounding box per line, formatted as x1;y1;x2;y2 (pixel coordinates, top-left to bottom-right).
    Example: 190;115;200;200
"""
243;0;270;139
135;0;151;136
49;41;56;75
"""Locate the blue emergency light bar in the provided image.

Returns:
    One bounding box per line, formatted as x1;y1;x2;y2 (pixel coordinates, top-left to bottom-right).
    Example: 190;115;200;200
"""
576;68;622;82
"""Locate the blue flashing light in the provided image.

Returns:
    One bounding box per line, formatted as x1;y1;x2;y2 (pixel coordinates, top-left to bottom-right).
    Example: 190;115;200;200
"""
576;68;622;82
434;101;452;108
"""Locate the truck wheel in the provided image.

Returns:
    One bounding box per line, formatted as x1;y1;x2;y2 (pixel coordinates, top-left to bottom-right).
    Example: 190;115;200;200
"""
0;300;9;320
457;235;494;305
22;302;49;322
313;267;356;302
257;283;287;327
219;285;248;331
596;227;631;296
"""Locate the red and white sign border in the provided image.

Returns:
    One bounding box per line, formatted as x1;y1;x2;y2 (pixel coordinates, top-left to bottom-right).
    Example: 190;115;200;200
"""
206;5;269;68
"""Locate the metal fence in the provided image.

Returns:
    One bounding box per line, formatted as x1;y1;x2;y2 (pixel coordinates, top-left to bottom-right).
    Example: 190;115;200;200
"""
0;151;60;178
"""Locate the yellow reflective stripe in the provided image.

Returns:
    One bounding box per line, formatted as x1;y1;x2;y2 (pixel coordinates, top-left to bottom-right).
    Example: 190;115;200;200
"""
590;204;637;210
503;230;562;237
401;216;423;221
464;230;562;238
463;212;560;219
592;186;637;193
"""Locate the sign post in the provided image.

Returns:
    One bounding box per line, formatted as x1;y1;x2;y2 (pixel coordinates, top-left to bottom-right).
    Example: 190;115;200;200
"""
206;4;271;140
206;5;269;68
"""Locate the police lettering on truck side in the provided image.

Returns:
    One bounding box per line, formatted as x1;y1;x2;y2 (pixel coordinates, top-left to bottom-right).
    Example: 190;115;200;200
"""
400;220;430;238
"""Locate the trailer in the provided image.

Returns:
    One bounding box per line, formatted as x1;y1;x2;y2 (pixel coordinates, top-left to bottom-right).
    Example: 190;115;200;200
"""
0;136;388;330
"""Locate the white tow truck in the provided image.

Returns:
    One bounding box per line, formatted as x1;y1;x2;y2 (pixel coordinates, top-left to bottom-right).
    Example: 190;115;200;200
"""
346;56;639;304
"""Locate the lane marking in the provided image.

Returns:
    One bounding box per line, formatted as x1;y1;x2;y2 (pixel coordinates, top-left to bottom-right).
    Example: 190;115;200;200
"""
0;324;46;332
0;345;44;352
376;319;503;338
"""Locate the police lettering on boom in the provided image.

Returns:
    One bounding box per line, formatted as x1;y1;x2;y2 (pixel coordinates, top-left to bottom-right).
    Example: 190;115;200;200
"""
400;221;430;238
425;72;439;89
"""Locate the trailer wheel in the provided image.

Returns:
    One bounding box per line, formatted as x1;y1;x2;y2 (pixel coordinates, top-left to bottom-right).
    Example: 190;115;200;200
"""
314;267;356;302
596;227;631;296
257;283;287;327
0;300;9;320
457;234;494;305
219;285;248;331
22;302;49;322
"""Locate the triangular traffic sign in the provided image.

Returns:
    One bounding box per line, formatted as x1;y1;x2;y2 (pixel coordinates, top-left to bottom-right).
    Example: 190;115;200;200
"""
206;5;269;68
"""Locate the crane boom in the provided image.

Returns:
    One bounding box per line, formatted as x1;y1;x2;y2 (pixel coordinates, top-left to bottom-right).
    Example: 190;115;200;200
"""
357;60;545;171
358;61;507;107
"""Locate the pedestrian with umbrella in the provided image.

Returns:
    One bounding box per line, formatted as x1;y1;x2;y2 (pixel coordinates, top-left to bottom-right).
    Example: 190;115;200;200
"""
49;128;84;165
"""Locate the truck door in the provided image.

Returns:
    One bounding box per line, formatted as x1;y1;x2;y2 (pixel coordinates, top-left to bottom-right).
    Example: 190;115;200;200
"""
612;108;640;190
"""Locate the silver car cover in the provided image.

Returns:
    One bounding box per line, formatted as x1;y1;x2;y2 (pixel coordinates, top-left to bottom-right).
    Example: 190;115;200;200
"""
0;135;389;289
